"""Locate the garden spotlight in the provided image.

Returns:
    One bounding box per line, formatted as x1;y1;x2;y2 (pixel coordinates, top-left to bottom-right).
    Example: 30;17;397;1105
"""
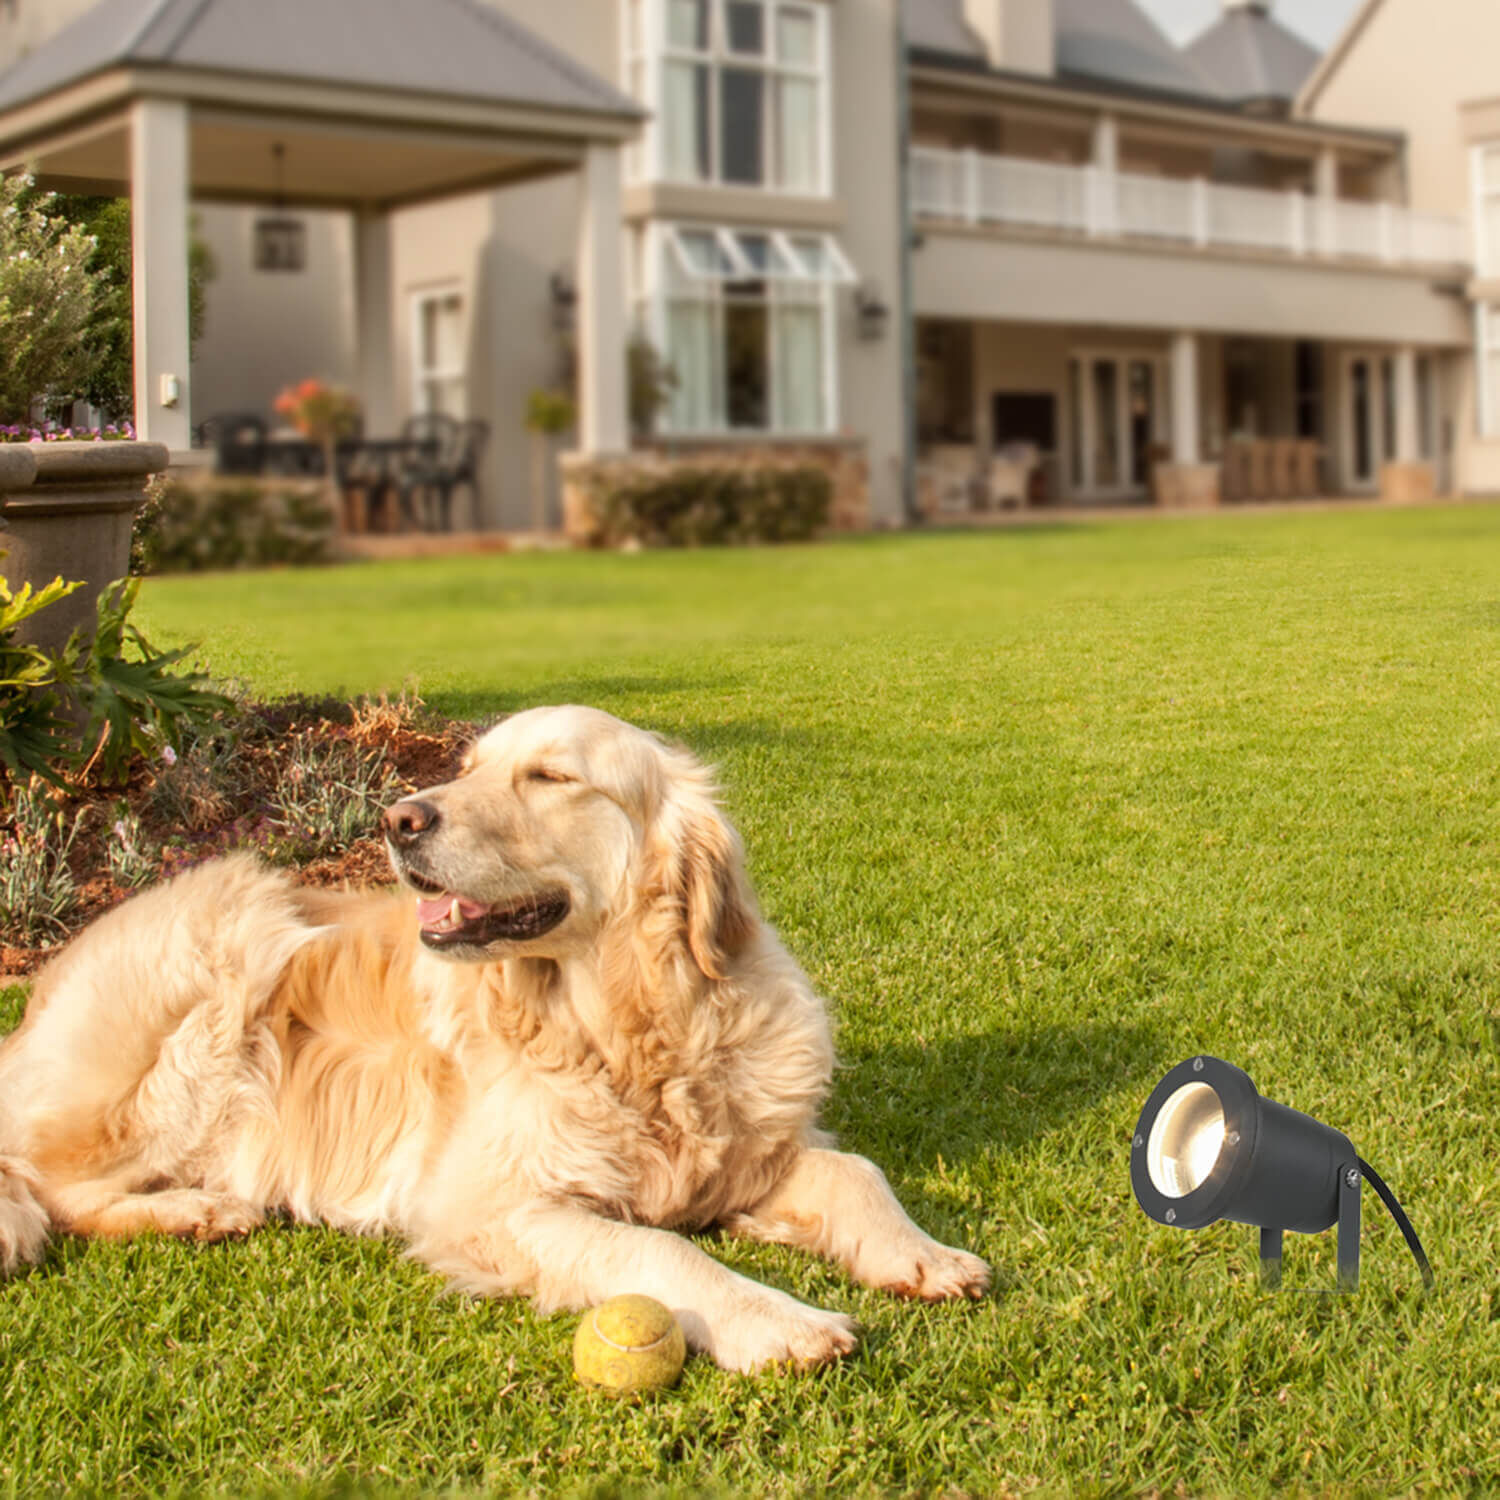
1130;1056;1433;1292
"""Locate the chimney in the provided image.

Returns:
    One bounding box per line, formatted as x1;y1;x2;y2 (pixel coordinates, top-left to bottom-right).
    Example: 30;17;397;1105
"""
962;0;1054;76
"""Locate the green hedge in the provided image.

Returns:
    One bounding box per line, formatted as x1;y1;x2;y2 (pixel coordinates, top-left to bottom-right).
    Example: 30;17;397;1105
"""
592;464;831;547
132;477;334;575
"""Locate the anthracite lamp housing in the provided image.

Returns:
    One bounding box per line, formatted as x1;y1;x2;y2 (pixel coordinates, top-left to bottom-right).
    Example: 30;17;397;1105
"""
1130;1056;1433;1291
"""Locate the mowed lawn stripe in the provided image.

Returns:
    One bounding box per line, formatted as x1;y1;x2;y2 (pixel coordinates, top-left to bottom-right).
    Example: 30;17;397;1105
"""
1;504;1496;1494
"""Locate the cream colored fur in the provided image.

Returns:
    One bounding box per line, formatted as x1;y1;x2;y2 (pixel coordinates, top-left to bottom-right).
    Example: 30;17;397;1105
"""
0;706;988;1370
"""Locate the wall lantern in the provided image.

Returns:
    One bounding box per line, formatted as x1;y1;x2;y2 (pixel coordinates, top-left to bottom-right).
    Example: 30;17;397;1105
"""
549;269;577;334
1130;1056;1433;1292
253;143;306;273
854;281;889;341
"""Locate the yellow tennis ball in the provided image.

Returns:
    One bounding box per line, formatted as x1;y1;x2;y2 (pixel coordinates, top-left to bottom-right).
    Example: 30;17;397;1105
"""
572;1294;686;1394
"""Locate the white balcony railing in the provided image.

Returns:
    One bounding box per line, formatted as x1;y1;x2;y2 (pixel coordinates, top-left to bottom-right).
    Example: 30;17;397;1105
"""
909;146;1472;270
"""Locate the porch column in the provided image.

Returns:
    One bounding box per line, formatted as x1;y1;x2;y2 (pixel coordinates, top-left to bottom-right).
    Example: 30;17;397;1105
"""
1394;345;1420;462
1170;331;1200;465
576;142;627;453
355;209;397;435
1314;145;1338;256
130;97;192;450
1089;113;1118;237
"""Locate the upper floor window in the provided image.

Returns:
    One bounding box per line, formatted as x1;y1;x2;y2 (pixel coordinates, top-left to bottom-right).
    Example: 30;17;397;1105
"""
625;0;830;196
1471;142;1500;279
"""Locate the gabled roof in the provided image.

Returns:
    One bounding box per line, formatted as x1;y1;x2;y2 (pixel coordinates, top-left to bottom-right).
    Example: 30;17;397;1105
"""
0;0;638;119
903;0;1224;103
1184;1;1320;108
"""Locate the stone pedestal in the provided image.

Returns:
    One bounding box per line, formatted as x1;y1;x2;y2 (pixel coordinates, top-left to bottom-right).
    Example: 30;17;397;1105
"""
1379;460;1435;505
0;441;171;652
1153;461;1221;510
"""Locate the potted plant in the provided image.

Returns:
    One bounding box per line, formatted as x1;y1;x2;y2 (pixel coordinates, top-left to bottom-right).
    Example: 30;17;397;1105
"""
524;387;576;533
273;379;361;524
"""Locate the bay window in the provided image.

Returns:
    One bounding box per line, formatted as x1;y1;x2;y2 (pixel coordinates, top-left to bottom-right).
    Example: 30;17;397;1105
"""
643;223;853;435
626;0;830;195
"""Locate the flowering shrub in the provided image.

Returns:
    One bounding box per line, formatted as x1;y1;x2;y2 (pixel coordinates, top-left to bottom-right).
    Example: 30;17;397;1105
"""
0;173;112;423
273;378;360;442
0;421;135;443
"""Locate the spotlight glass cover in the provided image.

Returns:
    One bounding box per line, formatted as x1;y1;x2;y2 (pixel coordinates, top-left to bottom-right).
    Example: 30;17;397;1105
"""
1146;1081;1225;1197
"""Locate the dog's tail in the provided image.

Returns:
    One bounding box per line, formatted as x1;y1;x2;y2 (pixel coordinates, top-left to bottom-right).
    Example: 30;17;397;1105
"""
0;1154;49;1276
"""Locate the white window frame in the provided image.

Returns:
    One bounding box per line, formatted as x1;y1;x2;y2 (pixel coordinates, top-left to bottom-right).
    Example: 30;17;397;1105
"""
409;285;467;418
1470;142;1500;282
1067;348;1171;499
1477;304;1500;441
627;0;833;196
646;221;853;437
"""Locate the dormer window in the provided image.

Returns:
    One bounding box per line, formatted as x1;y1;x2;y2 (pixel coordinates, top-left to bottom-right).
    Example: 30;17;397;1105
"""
625;0;830;195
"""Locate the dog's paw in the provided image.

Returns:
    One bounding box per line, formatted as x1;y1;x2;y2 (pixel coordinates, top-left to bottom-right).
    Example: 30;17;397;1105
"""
708;1292;859;1373
875;1238;992;1302
155;1191;263;1243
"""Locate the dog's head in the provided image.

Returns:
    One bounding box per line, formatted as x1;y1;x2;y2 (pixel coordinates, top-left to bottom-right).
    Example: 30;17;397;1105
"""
383;705;756;976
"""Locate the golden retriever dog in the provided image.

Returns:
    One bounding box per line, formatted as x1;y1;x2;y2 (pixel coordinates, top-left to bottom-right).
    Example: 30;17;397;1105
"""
0;706;988;1370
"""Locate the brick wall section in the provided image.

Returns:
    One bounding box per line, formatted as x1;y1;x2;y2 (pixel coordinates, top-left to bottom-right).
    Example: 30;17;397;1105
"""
558;438;870;545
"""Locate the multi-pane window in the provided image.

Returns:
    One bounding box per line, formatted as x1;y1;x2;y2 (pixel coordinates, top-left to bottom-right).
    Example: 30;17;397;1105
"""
641;223;853;434
627;0;829;194
1472;143;1500;280
1478;304;1500;438
411;289;466;417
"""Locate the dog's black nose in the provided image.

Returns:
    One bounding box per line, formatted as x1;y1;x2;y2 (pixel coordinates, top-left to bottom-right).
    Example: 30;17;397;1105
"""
383;799;440;847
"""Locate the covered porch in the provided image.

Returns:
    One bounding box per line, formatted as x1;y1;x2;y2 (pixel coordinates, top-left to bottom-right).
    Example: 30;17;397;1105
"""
0;0;639;485
914;319;1456;515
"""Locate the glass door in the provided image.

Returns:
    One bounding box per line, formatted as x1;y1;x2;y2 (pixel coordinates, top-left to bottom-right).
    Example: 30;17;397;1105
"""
1068;352;1168;499
1342;352;1394;491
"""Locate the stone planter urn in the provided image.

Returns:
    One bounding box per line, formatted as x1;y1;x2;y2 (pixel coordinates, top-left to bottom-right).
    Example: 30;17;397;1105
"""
0;441;171;653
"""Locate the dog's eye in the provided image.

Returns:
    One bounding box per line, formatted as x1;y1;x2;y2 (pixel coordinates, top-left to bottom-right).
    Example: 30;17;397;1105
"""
526;767;573;785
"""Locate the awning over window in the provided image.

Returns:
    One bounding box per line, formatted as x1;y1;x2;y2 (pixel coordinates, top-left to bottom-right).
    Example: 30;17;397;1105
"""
665;225;857;284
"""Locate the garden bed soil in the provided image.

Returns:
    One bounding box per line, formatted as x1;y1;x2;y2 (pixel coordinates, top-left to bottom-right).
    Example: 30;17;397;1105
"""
1;700;476;981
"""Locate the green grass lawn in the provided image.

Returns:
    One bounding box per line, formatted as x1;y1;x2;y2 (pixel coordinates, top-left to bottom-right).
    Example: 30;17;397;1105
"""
5;506;1500;1497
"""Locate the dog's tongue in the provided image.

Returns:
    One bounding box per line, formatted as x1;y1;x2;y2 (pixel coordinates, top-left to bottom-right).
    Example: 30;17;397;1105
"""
415;894;492;927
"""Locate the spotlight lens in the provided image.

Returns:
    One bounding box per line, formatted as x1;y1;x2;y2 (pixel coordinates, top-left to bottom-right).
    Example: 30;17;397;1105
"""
1146;1081;1226;1197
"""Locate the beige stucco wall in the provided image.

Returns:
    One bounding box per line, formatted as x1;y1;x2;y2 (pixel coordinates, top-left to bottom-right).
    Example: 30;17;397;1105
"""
192;206;357;423
830;0;904;522
914;231;1472;347
0;0;99;68
1300;0;1500;220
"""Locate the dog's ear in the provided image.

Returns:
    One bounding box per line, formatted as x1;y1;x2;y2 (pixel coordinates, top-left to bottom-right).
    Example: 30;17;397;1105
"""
671;800;757;982
645;745;757;983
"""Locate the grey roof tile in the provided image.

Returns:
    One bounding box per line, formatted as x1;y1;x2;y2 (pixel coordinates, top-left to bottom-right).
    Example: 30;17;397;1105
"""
0;0;638;118
1184;6;1320;104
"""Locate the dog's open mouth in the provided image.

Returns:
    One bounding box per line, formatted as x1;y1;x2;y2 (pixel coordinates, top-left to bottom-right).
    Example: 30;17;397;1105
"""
409;879;571;948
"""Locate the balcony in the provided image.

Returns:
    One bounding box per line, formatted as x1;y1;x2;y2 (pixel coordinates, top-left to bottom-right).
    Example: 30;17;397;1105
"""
909;147;1471;271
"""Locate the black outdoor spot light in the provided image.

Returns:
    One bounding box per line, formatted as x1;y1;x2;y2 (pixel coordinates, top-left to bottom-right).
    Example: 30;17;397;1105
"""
854;281;890;340
549;269;577;334
253;143;307;273
1130;1056;1433;1293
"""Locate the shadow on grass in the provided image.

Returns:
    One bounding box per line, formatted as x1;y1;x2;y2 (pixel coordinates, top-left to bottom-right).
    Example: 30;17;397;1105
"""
827;1016;1171;1181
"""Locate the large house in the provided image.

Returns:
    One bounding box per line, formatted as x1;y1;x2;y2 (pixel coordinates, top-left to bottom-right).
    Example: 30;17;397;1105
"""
0;0;1487;527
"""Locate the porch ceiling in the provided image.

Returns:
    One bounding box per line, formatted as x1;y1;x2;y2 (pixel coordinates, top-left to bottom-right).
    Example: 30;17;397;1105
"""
8;102;575;211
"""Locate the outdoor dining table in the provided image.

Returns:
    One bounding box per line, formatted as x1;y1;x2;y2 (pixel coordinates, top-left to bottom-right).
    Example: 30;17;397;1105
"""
258;434;441;532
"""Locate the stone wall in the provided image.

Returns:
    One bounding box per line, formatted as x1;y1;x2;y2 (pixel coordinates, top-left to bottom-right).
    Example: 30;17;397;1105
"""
559;438;870;546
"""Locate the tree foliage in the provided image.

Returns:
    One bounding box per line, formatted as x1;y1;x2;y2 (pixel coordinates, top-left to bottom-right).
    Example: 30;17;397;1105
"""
0;175;111;424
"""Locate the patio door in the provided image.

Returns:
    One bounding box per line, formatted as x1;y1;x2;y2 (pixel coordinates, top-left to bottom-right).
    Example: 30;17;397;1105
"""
1341;352;1394;491
1068;351;1169;500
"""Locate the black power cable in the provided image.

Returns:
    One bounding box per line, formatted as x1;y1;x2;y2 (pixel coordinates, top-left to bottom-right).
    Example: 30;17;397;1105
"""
1357;1157;1435;1290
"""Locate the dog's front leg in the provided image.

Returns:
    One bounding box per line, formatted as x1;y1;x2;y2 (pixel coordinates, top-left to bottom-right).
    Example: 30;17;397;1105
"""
725;1148;991;1301
414;1199;857;1373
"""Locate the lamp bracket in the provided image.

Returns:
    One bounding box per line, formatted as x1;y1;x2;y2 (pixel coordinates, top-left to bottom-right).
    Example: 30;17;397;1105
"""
1336;1160;1361;1293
